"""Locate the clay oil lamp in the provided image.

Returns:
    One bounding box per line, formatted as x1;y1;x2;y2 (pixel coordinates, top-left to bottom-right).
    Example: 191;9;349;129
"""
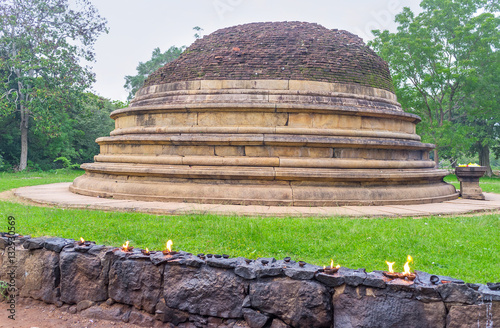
162;240;178;255
383;255;416;281
121;240;134;252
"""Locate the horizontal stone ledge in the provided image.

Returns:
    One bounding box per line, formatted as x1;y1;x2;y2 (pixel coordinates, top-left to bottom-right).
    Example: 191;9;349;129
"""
131;88;401;110
110;126;421;142
70;180;457;206
133;79;398;102
110;103;420;123
96;134;432;150
84;161;442;177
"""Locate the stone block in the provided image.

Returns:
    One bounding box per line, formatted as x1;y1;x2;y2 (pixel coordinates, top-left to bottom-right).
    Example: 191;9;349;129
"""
128;308;156;327
250;279;332;328
155;113;198;127
163;265;248;319
115;116;136;129
15;248;60;303
446;303;500;328
155;299;190;325
109;253;165;314
243;308;271;328
333;285;446;328
198;112;287;127
244;146;333;158
289;80;332;93
80;303;131;322
437;283;479;304
162;145;215;156
287;113;312;128
43;237;75;253
215;146;245;156
60;246;113;304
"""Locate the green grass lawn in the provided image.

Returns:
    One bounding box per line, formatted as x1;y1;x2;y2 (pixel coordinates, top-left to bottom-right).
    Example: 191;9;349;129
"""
0;169;499;283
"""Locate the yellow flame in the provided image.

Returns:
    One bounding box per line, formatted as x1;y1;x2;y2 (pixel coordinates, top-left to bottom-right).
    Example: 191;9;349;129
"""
336;264;341;269
403;255;413;275
330;259;334;269
80;237;85;243
146;248;149;253
386;261;395;273
323;265;326;270
122;241;129;249
166;240;173;253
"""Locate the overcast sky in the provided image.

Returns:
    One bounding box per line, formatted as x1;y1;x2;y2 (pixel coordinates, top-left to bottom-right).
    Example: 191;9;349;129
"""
90;0;422;101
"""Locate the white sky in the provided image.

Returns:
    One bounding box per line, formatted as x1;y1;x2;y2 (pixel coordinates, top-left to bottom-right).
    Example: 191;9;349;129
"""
89;0;422;101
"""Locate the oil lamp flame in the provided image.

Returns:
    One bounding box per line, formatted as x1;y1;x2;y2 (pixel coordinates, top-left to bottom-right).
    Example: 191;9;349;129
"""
166;240;173;253
122;241;130;251
403;255;413;275
330;259;340;269
386;261;395;274
146;248;149;253
80;237;85;243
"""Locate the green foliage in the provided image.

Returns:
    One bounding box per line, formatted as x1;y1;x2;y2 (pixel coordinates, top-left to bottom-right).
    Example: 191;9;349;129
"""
124;46;185;100
369;0;500;168
53;157;79;169
0;93;120;171
0;0;109;171
0;280;8;299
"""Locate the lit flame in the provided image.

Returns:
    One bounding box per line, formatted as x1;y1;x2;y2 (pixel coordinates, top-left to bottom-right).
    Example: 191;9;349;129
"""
166;240;173;253
386;261;395;273
122;241;129;249
403;255;413;275
146;248;149;253
80;237;85;243
330;259;340;269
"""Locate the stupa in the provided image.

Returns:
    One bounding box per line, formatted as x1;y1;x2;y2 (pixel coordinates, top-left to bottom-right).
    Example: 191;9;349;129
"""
71;22;457;206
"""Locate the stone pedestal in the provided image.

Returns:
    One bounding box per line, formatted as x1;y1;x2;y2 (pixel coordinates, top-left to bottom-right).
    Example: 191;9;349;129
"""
456;166;487;200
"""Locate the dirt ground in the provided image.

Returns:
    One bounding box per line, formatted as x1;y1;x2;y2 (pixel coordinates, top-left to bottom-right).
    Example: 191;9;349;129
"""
0;298;144;328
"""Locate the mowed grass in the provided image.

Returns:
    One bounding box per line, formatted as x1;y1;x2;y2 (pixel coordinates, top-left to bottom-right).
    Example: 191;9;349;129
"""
0;169;499;283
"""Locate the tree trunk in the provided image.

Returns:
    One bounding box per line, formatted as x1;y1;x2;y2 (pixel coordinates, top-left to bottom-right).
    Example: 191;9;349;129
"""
19;105;28;171
478;143;493;177
434;149;439;168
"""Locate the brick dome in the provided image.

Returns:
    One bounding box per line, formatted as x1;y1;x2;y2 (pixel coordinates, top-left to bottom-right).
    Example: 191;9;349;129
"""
144;21;395;92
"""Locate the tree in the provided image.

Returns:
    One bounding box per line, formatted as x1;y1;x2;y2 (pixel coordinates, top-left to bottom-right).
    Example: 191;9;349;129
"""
124;26;204;100
369;0;499;170
0;0;108;171
124;45;185;101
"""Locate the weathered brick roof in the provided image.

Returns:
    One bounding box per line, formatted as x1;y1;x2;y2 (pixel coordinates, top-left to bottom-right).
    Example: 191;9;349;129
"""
144;22;395;92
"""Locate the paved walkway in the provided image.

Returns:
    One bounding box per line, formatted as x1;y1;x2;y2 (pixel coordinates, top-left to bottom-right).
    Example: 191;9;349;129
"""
9;182;500;218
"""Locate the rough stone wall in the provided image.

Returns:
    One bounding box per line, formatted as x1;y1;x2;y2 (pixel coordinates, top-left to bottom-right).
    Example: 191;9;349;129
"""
144;22;394;93
1;234;499;328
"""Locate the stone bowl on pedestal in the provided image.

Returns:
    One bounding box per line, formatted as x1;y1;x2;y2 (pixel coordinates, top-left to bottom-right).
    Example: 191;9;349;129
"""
455;166;487;200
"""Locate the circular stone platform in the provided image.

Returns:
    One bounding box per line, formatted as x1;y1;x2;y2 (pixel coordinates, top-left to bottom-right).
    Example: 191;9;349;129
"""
12;183;500;218
71;22;457;206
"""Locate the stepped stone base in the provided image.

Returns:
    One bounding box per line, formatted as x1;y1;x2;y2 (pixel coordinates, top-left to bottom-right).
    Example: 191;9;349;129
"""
72;79;457;206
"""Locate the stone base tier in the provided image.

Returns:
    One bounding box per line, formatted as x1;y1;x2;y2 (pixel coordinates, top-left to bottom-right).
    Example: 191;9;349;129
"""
72;80;458;206
71;164;457;206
